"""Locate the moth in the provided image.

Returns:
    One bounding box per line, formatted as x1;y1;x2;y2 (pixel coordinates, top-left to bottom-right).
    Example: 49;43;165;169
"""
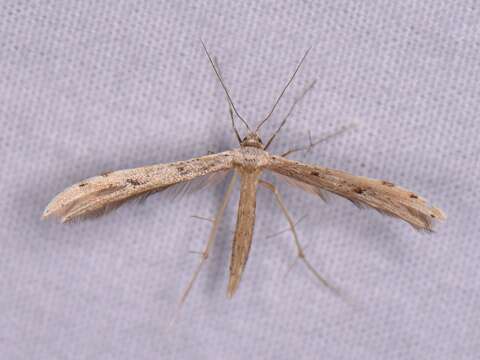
43;42;446;302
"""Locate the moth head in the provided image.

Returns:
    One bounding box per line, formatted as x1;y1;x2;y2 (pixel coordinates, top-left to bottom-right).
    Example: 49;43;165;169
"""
240;133;264;149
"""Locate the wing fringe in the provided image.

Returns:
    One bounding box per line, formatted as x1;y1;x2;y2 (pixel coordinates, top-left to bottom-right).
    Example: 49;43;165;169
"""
43;152;234;222
268;156;446;231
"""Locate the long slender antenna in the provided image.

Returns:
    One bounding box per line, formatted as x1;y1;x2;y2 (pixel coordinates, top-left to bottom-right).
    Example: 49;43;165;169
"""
212;56;242;143
263;80;316;150
255;47;311;132
201;40;251;132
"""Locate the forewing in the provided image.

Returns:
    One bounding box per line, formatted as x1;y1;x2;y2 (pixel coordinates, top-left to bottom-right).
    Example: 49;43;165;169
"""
267;155;446;231
43;151;235;222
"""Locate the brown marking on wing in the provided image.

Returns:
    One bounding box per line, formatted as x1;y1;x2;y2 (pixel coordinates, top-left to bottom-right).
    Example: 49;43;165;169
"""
267;155;445;231
43;151;235;222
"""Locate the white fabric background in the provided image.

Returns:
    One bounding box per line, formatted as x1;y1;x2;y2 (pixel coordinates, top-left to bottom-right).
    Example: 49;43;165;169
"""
1;1;479;359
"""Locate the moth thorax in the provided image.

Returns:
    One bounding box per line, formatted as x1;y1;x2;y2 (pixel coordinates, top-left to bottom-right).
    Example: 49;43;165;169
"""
240;133;264;149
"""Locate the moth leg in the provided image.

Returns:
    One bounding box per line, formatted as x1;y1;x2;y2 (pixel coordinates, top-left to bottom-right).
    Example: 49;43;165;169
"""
281;122;357;157
178;172;237;305
190;214;234;236
190;214;215;222
259;180;340;295
266;214;308;239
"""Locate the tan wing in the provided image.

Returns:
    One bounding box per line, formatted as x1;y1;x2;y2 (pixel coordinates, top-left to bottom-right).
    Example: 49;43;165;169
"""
43;151;235;222
267;155;446;231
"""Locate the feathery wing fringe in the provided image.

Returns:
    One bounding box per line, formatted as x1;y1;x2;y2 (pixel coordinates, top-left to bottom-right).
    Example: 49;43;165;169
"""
276;173;330;202
267;155;446;231
43;151;235;222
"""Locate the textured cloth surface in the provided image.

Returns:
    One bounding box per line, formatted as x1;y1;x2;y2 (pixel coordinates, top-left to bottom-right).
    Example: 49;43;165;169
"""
1;1;479;359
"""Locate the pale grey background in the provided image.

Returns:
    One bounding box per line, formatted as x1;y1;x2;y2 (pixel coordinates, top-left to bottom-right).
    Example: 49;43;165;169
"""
1;1;479;359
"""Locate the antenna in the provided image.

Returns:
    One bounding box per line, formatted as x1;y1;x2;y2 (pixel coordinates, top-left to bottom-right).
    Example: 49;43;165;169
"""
255;48;311;133
263;80;316;150
201;40;252;132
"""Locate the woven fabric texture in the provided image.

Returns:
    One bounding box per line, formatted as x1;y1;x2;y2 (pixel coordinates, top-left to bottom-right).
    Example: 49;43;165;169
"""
1;1;478;359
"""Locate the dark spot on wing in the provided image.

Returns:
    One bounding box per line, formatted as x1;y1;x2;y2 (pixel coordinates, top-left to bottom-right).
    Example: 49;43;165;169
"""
176;165;190;175
353;187;365;194
127;178;141;186
381;180;395;187
431;214;435;218
79;183;87;187
310;171;320;176
95;184;127;196
410;193;419;199
205;162;216;169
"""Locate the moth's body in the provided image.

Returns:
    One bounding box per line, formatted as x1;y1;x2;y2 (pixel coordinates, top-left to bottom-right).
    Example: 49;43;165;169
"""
233;146;269;170
229;168;259;296
228;135;271;296
43;133;445;297
43;43;445;302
